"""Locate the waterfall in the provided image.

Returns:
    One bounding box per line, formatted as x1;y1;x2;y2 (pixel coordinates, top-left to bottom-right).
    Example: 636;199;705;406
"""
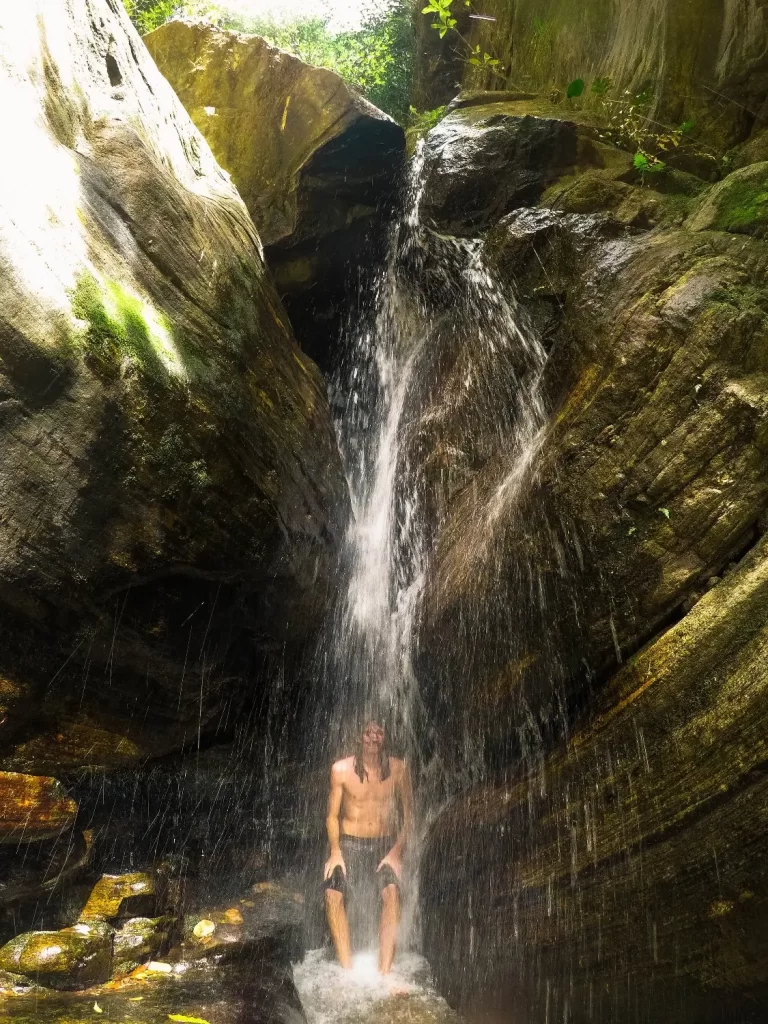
298;138;552;996
321;140;550;787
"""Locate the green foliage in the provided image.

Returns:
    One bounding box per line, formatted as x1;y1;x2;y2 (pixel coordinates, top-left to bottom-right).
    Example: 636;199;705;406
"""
422;0;456;39
420;0;504;76
122;0;177;34
121;0;415;124
566;78;585;99
213;1;415;124
591;76;611;97
408;105;447;133
634;151;666;174
468;45;500;69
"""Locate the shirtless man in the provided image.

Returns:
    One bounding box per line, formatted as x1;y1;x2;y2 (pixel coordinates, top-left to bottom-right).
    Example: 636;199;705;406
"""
323;719;413;973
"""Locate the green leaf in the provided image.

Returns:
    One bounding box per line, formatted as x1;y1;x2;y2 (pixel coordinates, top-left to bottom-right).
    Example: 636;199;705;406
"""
566;78;585;99
658;507;671;519
421;5;435;12
679;118;696;134
447;17;457;27
469;57;480;65
169;1017;211;1024
438;25;447;37
627;526;637;536
633;151;650;170
591;76;611;97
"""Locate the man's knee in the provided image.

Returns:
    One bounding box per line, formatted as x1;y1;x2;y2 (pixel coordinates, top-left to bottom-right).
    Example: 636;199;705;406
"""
325;887;344;909
381;883;399;907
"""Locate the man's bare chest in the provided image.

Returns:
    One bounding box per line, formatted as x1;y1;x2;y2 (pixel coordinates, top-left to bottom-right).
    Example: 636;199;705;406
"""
343;774;396;803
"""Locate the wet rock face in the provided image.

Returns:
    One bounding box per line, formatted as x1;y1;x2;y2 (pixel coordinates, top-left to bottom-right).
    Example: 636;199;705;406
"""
419;110;579;234
0;1;347;772
412;101;768;1019
413;110;768;757
423;536;768;1023
144;20;405;368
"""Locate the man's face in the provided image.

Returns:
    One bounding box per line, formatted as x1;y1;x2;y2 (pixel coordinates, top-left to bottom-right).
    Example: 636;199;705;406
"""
362;721;385;752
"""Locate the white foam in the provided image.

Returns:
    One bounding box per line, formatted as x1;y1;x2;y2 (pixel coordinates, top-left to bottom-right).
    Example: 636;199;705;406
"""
294;947;459;1024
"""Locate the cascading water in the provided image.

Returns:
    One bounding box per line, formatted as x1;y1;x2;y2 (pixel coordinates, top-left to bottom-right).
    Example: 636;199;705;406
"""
296;140;552;1022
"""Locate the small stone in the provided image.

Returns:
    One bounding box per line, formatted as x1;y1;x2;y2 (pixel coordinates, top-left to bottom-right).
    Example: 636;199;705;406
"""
79;872;158;922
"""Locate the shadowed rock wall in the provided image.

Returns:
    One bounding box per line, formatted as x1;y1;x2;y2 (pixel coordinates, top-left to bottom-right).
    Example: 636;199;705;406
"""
413;0;768;155
413;98;768;1021
0;0;347;781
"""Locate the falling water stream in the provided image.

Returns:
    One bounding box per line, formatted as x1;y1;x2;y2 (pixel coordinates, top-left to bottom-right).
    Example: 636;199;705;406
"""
295;142;551;1022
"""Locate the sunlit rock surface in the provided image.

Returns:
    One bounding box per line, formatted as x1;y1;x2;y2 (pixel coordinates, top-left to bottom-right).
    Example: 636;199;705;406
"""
0;0;347;774
0;772;77;843
144;20;405;367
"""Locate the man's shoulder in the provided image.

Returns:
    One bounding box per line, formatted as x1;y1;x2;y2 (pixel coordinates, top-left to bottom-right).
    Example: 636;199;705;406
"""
331;756;354;776
389;756;406;776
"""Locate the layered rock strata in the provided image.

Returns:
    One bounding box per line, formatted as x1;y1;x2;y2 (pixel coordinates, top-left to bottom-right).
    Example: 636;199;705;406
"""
414;100;768;1020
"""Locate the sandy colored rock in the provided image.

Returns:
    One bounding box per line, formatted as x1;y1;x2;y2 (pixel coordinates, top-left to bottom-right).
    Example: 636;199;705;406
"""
145;20;403;247
0;772;77;843
0;0;347;769
79;872;158;922
144;20;404;368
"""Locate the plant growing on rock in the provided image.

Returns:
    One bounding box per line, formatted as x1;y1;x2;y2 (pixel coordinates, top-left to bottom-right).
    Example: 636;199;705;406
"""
570;77;700;177
421;0;504;77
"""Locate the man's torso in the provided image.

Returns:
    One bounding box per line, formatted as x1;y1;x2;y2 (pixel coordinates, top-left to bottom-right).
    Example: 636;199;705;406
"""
338;755;402;838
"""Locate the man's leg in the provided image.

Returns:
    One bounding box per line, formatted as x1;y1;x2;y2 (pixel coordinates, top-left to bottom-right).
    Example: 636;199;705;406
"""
378;883;400;974
325;888;352;968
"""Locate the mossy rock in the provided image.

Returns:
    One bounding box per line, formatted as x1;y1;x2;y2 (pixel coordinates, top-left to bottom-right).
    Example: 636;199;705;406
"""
0;925;112;990
687;162;768;238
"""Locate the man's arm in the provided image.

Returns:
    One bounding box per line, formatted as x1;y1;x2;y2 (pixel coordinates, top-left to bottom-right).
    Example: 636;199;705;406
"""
324;763;346;879
379;760;413;879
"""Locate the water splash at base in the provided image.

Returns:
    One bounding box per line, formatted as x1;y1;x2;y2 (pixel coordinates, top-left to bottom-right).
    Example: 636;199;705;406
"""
295;947;460;1024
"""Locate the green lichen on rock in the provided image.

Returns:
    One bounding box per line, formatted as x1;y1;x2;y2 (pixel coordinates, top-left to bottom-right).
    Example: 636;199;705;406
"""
687;162;768;238
70;270;184;379
0;926;112;989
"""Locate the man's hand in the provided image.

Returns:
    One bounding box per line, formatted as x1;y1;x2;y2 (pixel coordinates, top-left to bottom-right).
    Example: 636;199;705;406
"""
377;849;402;881
324;851;346;880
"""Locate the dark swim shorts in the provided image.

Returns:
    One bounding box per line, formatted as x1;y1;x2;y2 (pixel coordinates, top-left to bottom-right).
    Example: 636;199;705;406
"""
323;835;400;895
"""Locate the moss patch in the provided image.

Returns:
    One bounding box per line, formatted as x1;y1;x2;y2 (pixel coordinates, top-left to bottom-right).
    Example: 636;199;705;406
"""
687;162;768;239
70;270;185;380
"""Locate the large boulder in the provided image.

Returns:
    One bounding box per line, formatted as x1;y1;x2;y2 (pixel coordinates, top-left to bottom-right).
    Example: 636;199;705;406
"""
422;532;768;1023
411;102;768;1021
144;20;405;367
412;117;768;758
0;0;347;773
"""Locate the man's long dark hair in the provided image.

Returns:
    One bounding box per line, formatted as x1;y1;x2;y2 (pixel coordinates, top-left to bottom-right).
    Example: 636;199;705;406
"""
354;721;391;783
